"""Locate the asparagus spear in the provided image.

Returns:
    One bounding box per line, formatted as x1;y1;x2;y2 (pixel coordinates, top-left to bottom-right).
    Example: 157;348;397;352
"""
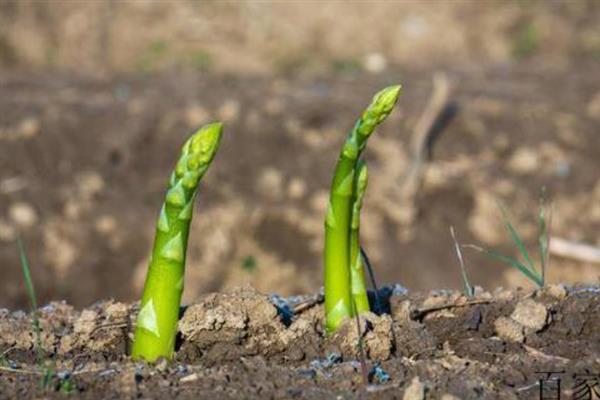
132;122;223;362
349;160;369;314
324;85;401;333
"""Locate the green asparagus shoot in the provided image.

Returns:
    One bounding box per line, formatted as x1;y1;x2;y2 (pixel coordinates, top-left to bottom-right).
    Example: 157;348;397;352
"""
349;161;370;313
324;85;401;333
132;122;223;362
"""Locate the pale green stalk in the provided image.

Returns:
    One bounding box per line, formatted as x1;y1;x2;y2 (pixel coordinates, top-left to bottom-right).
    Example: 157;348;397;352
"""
349;161;369;314
132;122;223;362
324;85;401;333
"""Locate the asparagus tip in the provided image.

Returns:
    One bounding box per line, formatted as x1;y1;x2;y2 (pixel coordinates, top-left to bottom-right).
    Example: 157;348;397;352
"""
373;84;402;112
185;121;224;166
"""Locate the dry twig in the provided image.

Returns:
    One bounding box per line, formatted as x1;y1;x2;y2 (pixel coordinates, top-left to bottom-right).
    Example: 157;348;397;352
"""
549;237;600;265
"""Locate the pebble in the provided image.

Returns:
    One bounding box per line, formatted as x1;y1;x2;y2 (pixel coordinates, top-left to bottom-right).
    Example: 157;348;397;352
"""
180;373;199;383
391;299;412;321
155;358;169;372
403;376;425;400
511;299;547;333
493;288;514;301
508;147;539;174
77;171;105;198
257;167;283;200
95;215;117;234
494;316;524;343
287;177;306;199
364;53;387;73
105;302;129;319
18;117;40;138
441;395;461;400
546;284;567;300
8;202;38;228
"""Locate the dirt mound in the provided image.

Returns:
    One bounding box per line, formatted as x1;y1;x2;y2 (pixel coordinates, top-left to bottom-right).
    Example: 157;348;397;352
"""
1;285;599;399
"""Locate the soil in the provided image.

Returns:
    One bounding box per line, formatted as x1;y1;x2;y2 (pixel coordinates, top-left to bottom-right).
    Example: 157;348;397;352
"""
1;285;599;399
1;2;599;398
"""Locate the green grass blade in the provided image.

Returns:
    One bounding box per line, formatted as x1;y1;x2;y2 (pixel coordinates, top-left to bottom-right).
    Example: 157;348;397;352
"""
537;190;552;286
17;236;38;311
537;201;548;282
497;204;536;274
16;235;42;362
466;244;543;287
450;227;474;297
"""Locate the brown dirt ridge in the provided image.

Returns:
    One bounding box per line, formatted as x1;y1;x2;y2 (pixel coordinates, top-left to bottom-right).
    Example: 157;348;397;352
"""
1;284;599;399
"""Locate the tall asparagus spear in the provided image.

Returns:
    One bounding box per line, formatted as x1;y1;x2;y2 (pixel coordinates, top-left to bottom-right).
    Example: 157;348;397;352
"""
324;85;401;333
132;122;223;362
349;160;370;314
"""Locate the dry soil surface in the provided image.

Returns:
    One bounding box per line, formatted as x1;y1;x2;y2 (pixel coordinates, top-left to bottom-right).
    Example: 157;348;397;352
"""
1;285;599;399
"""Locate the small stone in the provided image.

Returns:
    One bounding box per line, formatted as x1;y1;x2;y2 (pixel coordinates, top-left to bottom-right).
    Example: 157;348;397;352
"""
155;358;169;372
364;53;387;73
8;202;38;228
545;284;567;300
511;299;547;333
391;299;412;322
494;316;524;342
95;215;116;234
441;395;461;400
77;171;105;198
18;117;40;138
403;376;425;400
180;373;199;383
73;309;98;335
493;288;514;301
508;147;539;174
105;302;129;319
473;286;491;298
257;167;283;200
287;178;306;199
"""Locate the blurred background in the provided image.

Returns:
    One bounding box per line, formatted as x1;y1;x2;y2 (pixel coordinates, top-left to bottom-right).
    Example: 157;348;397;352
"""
1;0;599;309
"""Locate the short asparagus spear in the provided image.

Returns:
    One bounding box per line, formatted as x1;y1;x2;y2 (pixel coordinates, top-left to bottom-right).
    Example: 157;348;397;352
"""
349;161;370;314
324;85;401;333
132;122;223;362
